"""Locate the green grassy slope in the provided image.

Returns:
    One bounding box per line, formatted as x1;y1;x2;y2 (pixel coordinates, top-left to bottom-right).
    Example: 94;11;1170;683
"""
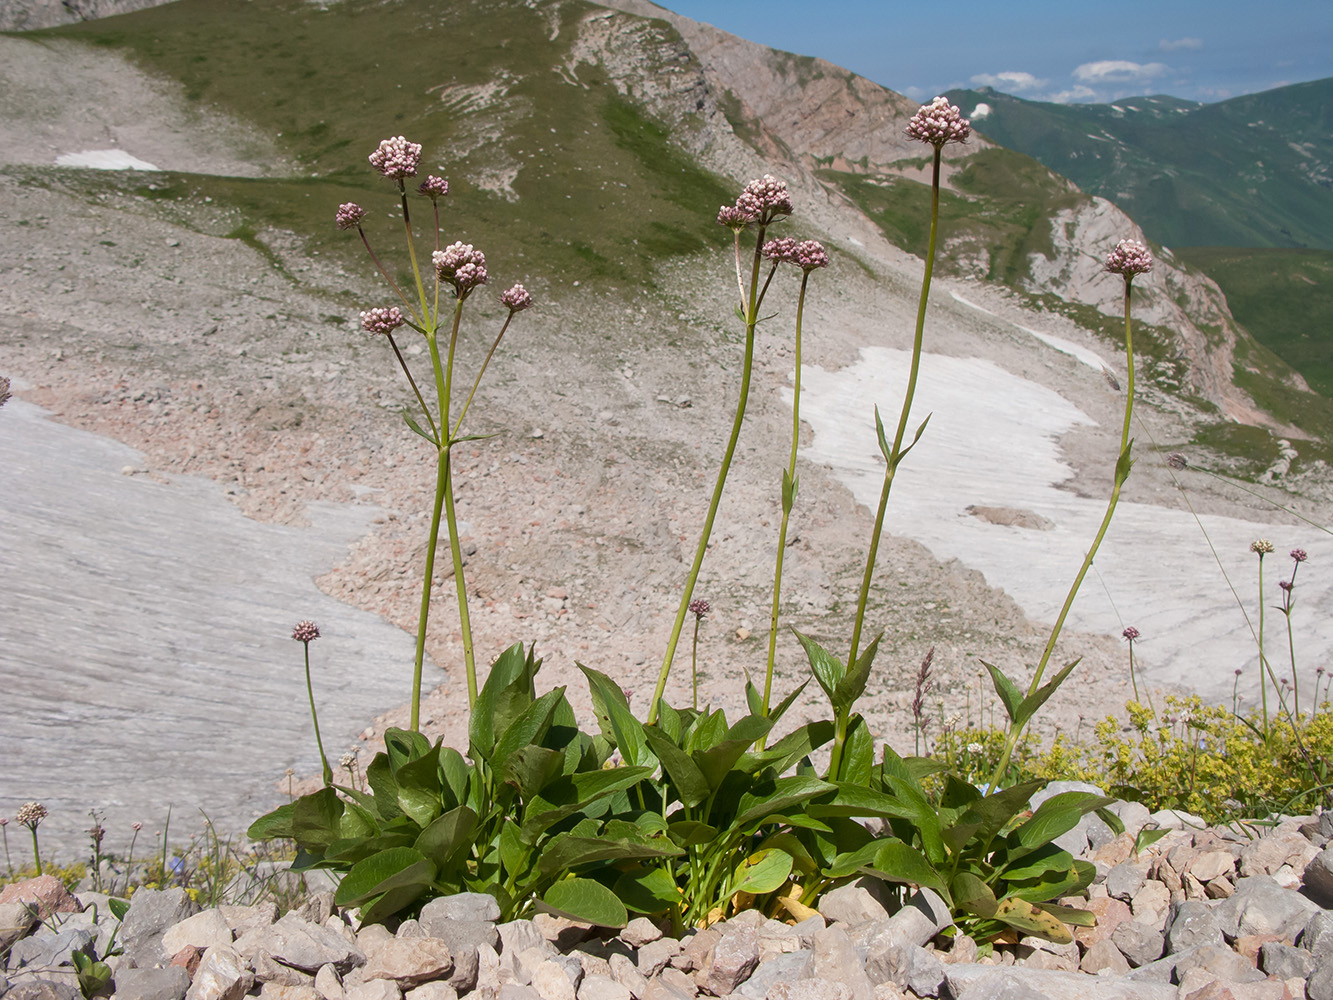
23;0;735;289
944;81;1333;251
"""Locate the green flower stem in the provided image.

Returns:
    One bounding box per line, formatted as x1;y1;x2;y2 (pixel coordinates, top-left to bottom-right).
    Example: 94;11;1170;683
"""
399;186;432;325
762;271;809;723
28;826;41;877
648;227;771;724
386;332;439;443
303;641;333;785
452;311;515;438
410;452;449;733
1257;555;1270;735
358;227;423;328
691;616;702;711
1286;572;1301;724
827;708;850;782
848;145;943;667
987;277;1139;787
443;456;478;707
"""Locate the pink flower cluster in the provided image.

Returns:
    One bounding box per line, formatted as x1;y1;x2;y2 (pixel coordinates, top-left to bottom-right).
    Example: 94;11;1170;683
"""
1104;239;1154;278
369;136;422;179
433;242;488;293
764;237;830;271
905;97;971;146
360;306;406;335
500;283;533;312
717;174;793;228
1292;549;1309;563
688;598;711;619
1122;626;1140;641
418;175;449;199
336;202;367;230
292;620;321;642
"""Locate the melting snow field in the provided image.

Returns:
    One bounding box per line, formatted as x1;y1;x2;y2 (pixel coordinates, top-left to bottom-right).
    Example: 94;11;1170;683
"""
798;347;1333;707
54;149;161;170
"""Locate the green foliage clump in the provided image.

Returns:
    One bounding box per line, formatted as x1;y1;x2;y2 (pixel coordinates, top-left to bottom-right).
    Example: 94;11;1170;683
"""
0;862;87;892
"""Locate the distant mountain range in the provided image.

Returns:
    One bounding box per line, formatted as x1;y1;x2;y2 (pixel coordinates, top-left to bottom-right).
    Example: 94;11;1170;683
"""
945;80;1333;251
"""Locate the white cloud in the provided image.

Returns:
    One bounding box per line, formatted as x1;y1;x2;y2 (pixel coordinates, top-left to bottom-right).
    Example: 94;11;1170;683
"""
1158;37;1203;52
902;85;926;101
1047;85;1098;104
1073;60;1169;84
970;70;1048;93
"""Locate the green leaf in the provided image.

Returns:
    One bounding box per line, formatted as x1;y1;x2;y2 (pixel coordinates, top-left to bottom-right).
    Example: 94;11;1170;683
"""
941;821;983;857
536;833;681;877
981;660;1024;725
792;629;845;708
834;633;882;715
824;842;880;879
1115;439;1135;485
667;820;719;848
394;749;444;829
895;413;932;465
402;409;438;446
541;878;627;928
579;664;653;769
520;766;654;844
865;840;949;902
643;727;711;807
334;847;436;908
1096;807;1126;838
950;871;997;918
1012;792;1114;853
471;643;539;761
837;716;875;787
1135;827;1171;855
1002;843;1074;880
247;802;296;841
993;896;1073;944
413;806;477;869
694;716;774;791
384;727;433;771
874;405;892;464
1039;902;1097;927
958;780;1047;846
614;866;680;914
766;680;811;729
781;468;798;512
1014;659;1080;729
439;748;471;808
745;678;763;718
292;788;345;850
107;897;130;921
494;687;566;773
502;744;565;802
735;775;836;830
499;818;524;878
365;754;402;820
730;849;794;897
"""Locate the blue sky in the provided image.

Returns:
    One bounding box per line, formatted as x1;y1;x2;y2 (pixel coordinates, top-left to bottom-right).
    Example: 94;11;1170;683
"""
657;1;1332;104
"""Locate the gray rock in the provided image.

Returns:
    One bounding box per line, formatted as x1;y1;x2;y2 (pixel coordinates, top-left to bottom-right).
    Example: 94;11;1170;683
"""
361;939;454;987
122;888;201;944
608;953;647;1000
347;982;404;1000
1259;940;1316;980
1150;808;1206;831
674;928;718;974
620;918;662;949
218;903;279;935
636;939;679;978
1302;911;1333;958
531;959;578;1000
1213;875;1321;940
419;894;501;926
395;921;426;940
1165;900;1224;953
185;945;254;1000
1171;942;1266;984
1106;800;1153;839
315;964;345;1000
578;974;631;1000
944;963;1176;999
1104;861;1148;902
266;914;366;973
0;901;38;951
818;884;888;928
791;916;825;950
1304;845;1333;907
880;890;951;949
895;945;945;998
405;984;457;1000
700;925;758;997
498;922;552;959
163;909;234;956
1079;938;1131;976
735;950;813;1000
1109;920;1164;967
811;927;873;1000
6;927;96;971
767;983;853;1000
1310;954;1333;1000
416;919;494;992
111;965;193;1000
2;981;82;1000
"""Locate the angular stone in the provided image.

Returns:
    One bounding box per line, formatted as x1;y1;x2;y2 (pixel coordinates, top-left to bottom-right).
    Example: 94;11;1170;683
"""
881;890;951;949
675;928;719;974
315;964;345;1000
1104;861;1148;902
767;983;853;1000
1214;876;1321;941
1106;800;1153;839
260;986;321;1000
0;900;38;950
811;927;873;1000
498;922;552;960
620;918;662;949
185;945;254;1000
1173;943;1267;984
361;938;453;987
1131;880;1171;930
945;963;1176;999
790;916;824;950
1309;954;1333;1000
420;894;501;925
1080;938;1131;976
499;986;542;1000
818;884;889;928
2;982;82;1000
532;914;593;951
164;909;234;955
254;950;316;986
112;965;193;1000
122;888;199;943
268;914;367;973
735;950;813;1000
1302;911;1333;957
1151;809;1207;831
1073;896;1131;949
1233;934;1285;965
578;974;630;1000
700;925;758;996
1303;845;1333;907
7;926;96;970
532;960;579;1000
1258;941;1315;981
1239;833;1319;878
346;982;403;1000
608;953;647;1000
0;876;83;921
1190;851;1238;884
218;902;278;935
1167;900;1225;953
1110;920;1164;967
637;938;679;978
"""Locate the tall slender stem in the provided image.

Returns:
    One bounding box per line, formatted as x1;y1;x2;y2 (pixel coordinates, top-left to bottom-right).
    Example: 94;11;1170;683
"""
304;642;333;785
410;452;448;733
1257;556;1270;734
443;455;478;707
386;332;439;442
763;272;809;720
648;225;769;724
848;146;942;666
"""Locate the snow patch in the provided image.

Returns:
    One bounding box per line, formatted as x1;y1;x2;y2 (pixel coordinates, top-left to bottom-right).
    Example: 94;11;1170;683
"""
55;149;160;170
1015;325;1108;371
969;102;992;120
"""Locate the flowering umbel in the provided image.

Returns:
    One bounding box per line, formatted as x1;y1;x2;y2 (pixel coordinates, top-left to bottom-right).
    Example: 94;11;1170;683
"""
718;175;793;229
336;203;367;231
292;620;321;643
360;307;406;335
1291;549;1309;563
14;802;46;829
1250;539;1274;556
500;283;533;312
1104;239;1154;279
433;242;489;295
688;598;711;620
1122;626;1140;641
417;175;449;200
369;136;422;179
905;97;971;147
764;237;830;271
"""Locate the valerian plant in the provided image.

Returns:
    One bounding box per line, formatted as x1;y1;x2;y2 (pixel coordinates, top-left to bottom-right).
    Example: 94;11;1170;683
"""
252;106;1156;941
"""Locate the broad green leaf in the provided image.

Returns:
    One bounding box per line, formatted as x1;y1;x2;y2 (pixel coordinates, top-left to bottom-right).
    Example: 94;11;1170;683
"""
746;719;834;775
834;633;882;716
695;716;773;790
940;775;983;811
499;818;524;877
384;728;433;771
950;871;997;918
1014;659;1080;729
981;661;1024;725
767;680;811;728
334;847;436;907
941;821;983;857
360;883;432;925
614;866;681;914
292;788;345;850
536;834;681;877
824;842;880;879
247;802;296;841
810;783;924;822
108;898;130;921
745;678;763;718
502;744;565;802
643;728;711;807
756;832;818;874
494;687;566;772
440;747;470;807
957;780;1047;846
1002;843;1074;881
1039;902;1097;927
735;775;836;830
394;749;444;829
1006;863;1091;904
541;878;627;928
1135;827;1170;855
836;716;875;786
471;643;539;761
1097;807;1126;838
993;896;1073;944
667;820;719;847
730;849;794;897
522;766;654;844
338;803;376;842
657;700;683;743
868;840;949;900
1012;792;1114;853
366;754;402;820
792;629;845;709
686;709;728;756
414;806;477;868
579;664;654;769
